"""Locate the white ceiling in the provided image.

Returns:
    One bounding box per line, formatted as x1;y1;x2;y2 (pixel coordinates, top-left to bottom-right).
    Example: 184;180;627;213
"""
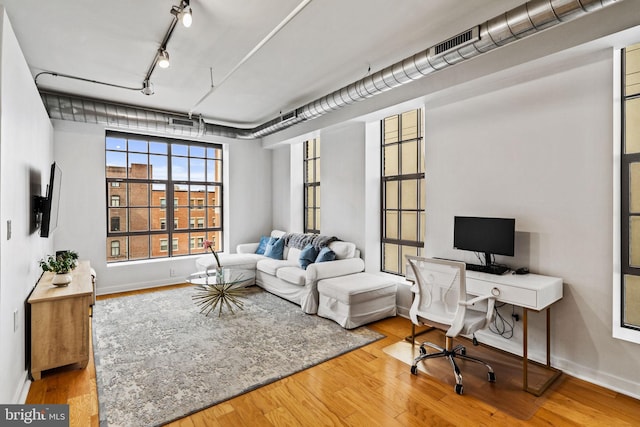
0;0;529;128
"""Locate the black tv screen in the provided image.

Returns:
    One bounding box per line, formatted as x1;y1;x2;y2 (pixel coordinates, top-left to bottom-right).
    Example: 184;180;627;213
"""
40;162;62;238
453;216;515;259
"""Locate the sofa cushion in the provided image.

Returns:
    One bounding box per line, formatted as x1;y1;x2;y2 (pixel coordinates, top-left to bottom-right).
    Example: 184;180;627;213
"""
315;247;336;263
256;258;298;275
264;237;285;259
276;266;307;286
298;244;319;270
328;241;356;259
286;247;302;262
255;236;270;255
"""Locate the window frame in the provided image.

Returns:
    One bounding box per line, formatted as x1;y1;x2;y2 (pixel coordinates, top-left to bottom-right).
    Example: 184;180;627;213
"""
304;137;321;234
380;109;425;276
620;44;640;336
105;131;224;263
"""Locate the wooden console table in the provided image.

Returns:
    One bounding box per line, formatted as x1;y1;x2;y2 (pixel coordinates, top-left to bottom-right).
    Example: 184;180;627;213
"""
28;260;94;380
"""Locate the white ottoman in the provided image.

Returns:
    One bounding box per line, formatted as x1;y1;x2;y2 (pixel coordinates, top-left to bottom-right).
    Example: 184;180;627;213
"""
317;273;397;329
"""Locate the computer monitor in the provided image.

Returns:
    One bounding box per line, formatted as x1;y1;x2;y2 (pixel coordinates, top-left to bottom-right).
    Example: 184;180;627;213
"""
453;216;515;266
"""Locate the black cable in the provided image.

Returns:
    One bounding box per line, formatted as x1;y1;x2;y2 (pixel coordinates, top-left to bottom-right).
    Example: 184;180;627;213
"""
489;302;514;339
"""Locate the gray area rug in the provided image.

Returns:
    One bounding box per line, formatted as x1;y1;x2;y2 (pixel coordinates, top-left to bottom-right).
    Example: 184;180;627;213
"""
92;286;384;427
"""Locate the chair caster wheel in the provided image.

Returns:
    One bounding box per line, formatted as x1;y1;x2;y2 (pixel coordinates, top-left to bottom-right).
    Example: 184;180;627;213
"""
419;346;427;355
455;384;464;395
411;365;418;375
460;347;466;356
488;372;496;382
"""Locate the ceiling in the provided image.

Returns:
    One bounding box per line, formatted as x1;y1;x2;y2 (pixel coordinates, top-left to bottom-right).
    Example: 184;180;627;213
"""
0;0;530;128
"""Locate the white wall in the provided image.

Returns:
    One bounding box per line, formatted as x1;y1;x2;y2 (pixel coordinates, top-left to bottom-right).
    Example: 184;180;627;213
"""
424;48;640;396
0;9;54;403
52;120;272;295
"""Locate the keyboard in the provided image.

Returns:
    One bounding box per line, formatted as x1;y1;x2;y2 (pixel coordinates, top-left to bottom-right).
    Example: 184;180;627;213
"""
465;263;510;275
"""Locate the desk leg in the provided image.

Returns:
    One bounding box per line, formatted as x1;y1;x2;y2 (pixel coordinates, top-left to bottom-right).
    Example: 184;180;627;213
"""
523;306;562;396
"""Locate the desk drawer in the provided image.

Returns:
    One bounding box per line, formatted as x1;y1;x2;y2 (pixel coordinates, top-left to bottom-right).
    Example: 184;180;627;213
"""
467;277;537;308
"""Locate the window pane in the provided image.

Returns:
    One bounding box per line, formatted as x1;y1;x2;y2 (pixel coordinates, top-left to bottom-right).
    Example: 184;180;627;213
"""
401;140;419;174
207;186;221;206
106;237;126;262
172;157;188;181
384;116;398;143
384;145;399;176
128;139;147;153
190;158;206;181
401;212;418;240
130;235;151;260
625;43;640;96
151;184;166;207
207;207;221;227
385;211;398;239
149;141;167;154
383;243;399;274
190;145;205;158
150;155;168;180
624;275;640;327
626;98;640;154
129;208;149;232
173;232;189;256
401;110;418;140
106;136;126;151
172;144;188;156
129;153;149;178
401;180;418;209
128;183;148;206
630;217;640;267
385;181;398;210
150;208;165;231
106;152;127;177
108;209;126;232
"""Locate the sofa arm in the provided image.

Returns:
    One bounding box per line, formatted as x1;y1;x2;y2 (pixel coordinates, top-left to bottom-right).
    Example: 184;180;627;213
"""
237;243;259;254
306;258;365;283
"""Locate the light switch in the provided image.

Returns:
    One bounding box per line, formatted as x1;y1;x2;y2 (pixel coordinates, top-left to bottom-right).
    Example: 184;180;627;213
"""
6;220;11;240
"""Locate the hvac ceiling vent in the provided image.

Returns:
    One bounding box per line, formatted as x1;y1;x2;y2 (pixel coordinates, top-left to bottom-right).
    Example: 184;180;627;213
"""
169;117;197;127
280;110;297;122
429;26;480;57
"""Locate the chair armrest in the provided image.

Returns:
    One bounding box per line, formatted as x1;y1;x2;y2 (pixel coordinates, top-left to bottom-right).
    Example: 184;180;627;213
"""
461;294;495;307
306;258;365;282
460;294;496;328
236;243;259;254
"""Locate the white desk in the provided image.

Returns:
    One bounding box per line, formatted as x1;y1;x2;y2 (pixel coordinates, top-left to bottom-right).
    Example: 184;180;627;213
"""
406;266;563;396
465;270;563;396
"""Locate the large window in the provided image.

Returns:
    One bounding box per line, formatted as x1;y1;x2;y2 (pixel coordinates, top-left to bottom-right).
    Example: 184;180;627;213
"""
304;138;321;233
621;43;640;331
381;109;425;275
105;132;223;262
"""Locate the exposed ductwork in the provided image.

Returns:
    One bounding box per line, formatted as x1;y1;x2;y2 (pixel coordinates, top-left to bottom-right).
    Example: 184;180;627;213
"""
41;0;621;139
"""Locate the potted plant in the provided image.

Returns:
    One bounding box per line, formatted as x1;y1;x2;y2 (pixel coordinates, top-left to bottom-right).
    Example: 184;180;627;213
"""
39;252;77;286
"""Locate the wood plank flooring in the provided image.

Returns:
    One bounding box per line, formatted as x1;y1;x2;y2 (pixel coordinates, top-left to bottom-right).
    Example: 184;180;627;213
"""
26;287;640;426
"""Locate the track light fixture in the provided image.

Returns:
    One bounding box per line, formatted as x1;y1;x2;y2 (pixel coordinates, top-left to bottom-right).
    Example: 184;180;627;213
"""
141;79;154;95
172;0;192;28
158;49;170;68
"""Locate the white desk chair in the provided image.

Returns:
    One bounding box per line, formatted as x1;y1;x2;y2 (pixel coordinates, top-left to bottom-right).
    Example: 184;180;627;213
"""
406;255;497;395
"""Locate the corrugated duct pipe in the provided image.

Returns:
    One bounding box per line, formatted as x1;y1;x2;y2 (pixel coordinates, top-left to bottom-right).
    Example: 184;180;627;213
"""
41;0;621;139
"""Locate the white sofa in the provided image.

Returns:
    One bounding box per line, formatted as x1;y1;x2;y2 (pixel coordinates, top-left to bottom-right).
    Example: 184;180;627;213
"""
196;230;365;314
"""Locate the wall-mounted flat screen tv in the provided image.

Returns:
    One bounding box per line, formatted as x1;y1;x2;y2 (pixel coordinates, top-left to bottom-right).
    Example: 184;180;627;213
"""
39;162;62;238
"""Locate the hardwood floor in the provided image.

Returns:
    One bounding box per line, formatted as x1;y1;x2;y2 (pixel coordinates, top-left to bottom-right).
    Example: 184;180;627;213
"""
26;288;640;426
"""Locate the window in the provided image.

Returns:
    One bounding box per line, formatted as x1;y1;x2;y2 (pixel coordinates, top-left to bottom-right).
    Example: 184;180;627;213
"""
111;182;121;187
304;138;321;233
106;131;223;262
110;217;121;232
111;240;120;257
381;109;425;275
621;43;640;333
111;195;120;207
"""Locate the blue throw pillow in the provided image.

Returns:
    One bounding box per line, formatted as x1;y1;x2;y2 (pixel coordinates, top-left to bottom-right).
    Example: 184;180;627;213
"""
299;244;319;270
315;247;336;263
255;236;270;255
264;237;285;260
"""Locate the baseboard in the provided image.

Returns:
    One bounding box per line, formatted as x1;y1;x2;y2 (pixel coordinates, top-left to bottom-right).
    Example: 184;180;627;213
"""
14;371;30;404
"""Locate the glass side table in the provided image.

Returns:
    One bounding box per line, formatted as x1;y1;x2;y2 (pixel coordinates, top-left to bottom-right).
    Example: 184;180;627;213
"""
187;267;253;316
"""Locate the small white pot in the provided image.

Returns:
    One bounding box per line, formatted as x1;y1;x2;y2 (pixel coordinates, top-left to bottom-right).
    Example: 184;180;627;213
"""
52;272;72;286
